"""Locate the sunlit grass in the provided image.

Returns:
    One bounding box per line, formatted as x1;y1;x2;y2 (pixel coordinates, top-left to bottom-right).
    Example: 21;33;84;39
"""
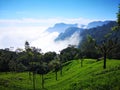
0;59;120;90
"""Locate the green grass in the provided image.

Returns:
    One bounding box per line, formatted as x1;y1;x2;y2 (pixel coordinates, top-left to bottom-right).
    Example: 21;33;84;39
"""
0;59;120;90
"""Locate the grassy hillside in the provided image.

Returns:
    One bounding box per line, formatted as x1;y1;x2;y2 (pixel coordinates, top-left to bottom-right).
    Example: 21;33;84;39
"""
0;59;120;90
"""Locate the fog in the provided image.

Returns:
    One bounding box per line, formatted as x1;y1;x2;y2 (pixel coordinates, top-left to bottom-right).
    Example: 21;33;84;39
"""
0;17;92;52
31;31;81;53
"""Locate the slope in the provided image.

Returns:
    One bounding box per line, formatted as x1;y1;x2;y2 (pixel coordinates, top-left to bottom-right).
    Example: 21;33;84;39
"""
0;59;120;90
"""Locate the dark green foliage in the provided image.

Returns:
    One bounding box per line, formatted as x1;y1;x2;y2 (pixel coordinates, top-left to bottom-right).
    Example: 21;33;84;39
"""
43;52;57;63
0;49;17;72
49;59;60;80
79;21;118;45
80;35;100;59
60;45;79;62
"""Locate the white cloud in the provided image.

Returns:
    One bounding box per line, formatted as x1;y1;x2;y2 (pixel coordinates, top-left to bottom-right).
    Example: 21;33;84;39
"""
31;31;80;53
0;17;93;27
0;26;47;49
0;17;92;52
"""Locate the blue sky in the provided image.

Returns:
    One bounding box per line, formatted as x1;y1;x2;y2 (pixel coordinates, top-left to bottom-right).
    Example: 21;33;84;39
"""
0;0;119;19
0;0;119;52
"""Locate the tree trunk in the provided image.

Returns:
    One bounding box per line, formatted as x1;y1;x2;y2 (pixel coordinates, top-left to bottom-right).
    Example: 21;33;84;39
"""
29;71;32;80
33;72;35;90
103;52;106;69
41;74;44;89
55;71;58;80
60;65;62;76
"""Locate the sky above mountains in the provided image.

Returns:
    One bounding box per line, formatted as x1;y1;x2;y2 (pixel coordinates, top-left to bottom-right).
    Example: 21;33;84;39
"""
0;0;119;19
0;0;119;52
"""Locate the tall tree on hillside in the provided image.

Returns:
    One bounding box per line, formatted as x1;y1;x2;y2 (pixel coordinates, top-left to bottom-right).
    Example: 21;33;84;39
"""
90;4;120;69
60;45;78;62
49;58;60;81
95;5;120;69
30;47;42;90
95;38;118;69
37;62;47;89
43;51;56;63
59;57;63;76
80;35;99;59
56;54;63;76
29;47;47;89
25;41;37;90
86;33;118;69
25;41;32;80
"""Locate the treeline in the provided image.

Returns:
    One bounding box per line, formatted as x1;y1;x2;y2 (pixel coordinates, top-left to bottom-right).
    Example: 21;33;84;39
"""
0;44;56;72
0;43;81;73
0;39;120;73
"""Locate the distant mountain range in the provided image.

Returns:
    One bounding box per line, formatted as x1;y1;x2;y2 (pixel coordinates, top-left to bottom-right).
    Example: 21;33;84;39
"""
47;21;111;33
46;20;119;47
79;21;119;46
46;23;78;33
55;27;82;41
86;20;111;29
53;21;113;41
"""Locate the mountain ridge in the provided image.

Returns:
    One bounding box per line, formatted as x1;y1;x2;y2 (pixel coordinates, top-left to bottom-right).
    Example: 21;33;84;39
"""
47;23;78;33
86;20;112;29
54;20;116;43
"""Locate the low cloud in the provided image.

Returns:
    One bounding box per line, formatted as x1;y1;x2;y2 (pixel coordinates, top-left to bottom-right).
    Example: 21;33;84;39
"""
31;31;80;53
0;26;46;49
0;17;91;52
0;17;93;27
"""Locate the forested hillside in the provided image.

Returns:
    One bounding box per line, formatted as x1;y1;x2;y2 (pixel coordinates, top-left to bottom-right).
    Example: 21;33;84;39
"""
0;59;120;90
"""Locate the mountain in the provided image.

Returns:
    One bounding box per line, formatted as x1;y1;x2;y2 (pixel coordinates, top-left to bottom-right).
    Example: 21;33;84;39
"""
79;21;120;46
86;20;111;29
55;27;82;41
54;21;113;42
55;21;119;44
47;23;78;33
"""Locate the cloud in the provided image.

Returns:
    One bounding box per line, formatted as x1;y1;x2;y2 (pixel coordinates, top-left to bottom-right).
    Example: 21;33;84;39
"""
0;17;93;26
31;31;80;53
0;17;92;52
0;26;46;49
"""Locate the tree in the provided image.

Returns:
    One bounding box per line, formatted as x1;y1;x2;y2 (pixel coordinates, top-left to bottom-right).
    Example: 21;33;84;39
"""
49;59;60;80
43;51;56;63
95;38;118;69
30;47;42;90
59;59;63;76
60;45;78;62
8;60;17;72
24;41;34;81
80;35;99;59
29;47;47;89
56;54;63;76
37;62;47;89
24;41;37;90
25;41;30;51
87;5;120;68
0;49;17;72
